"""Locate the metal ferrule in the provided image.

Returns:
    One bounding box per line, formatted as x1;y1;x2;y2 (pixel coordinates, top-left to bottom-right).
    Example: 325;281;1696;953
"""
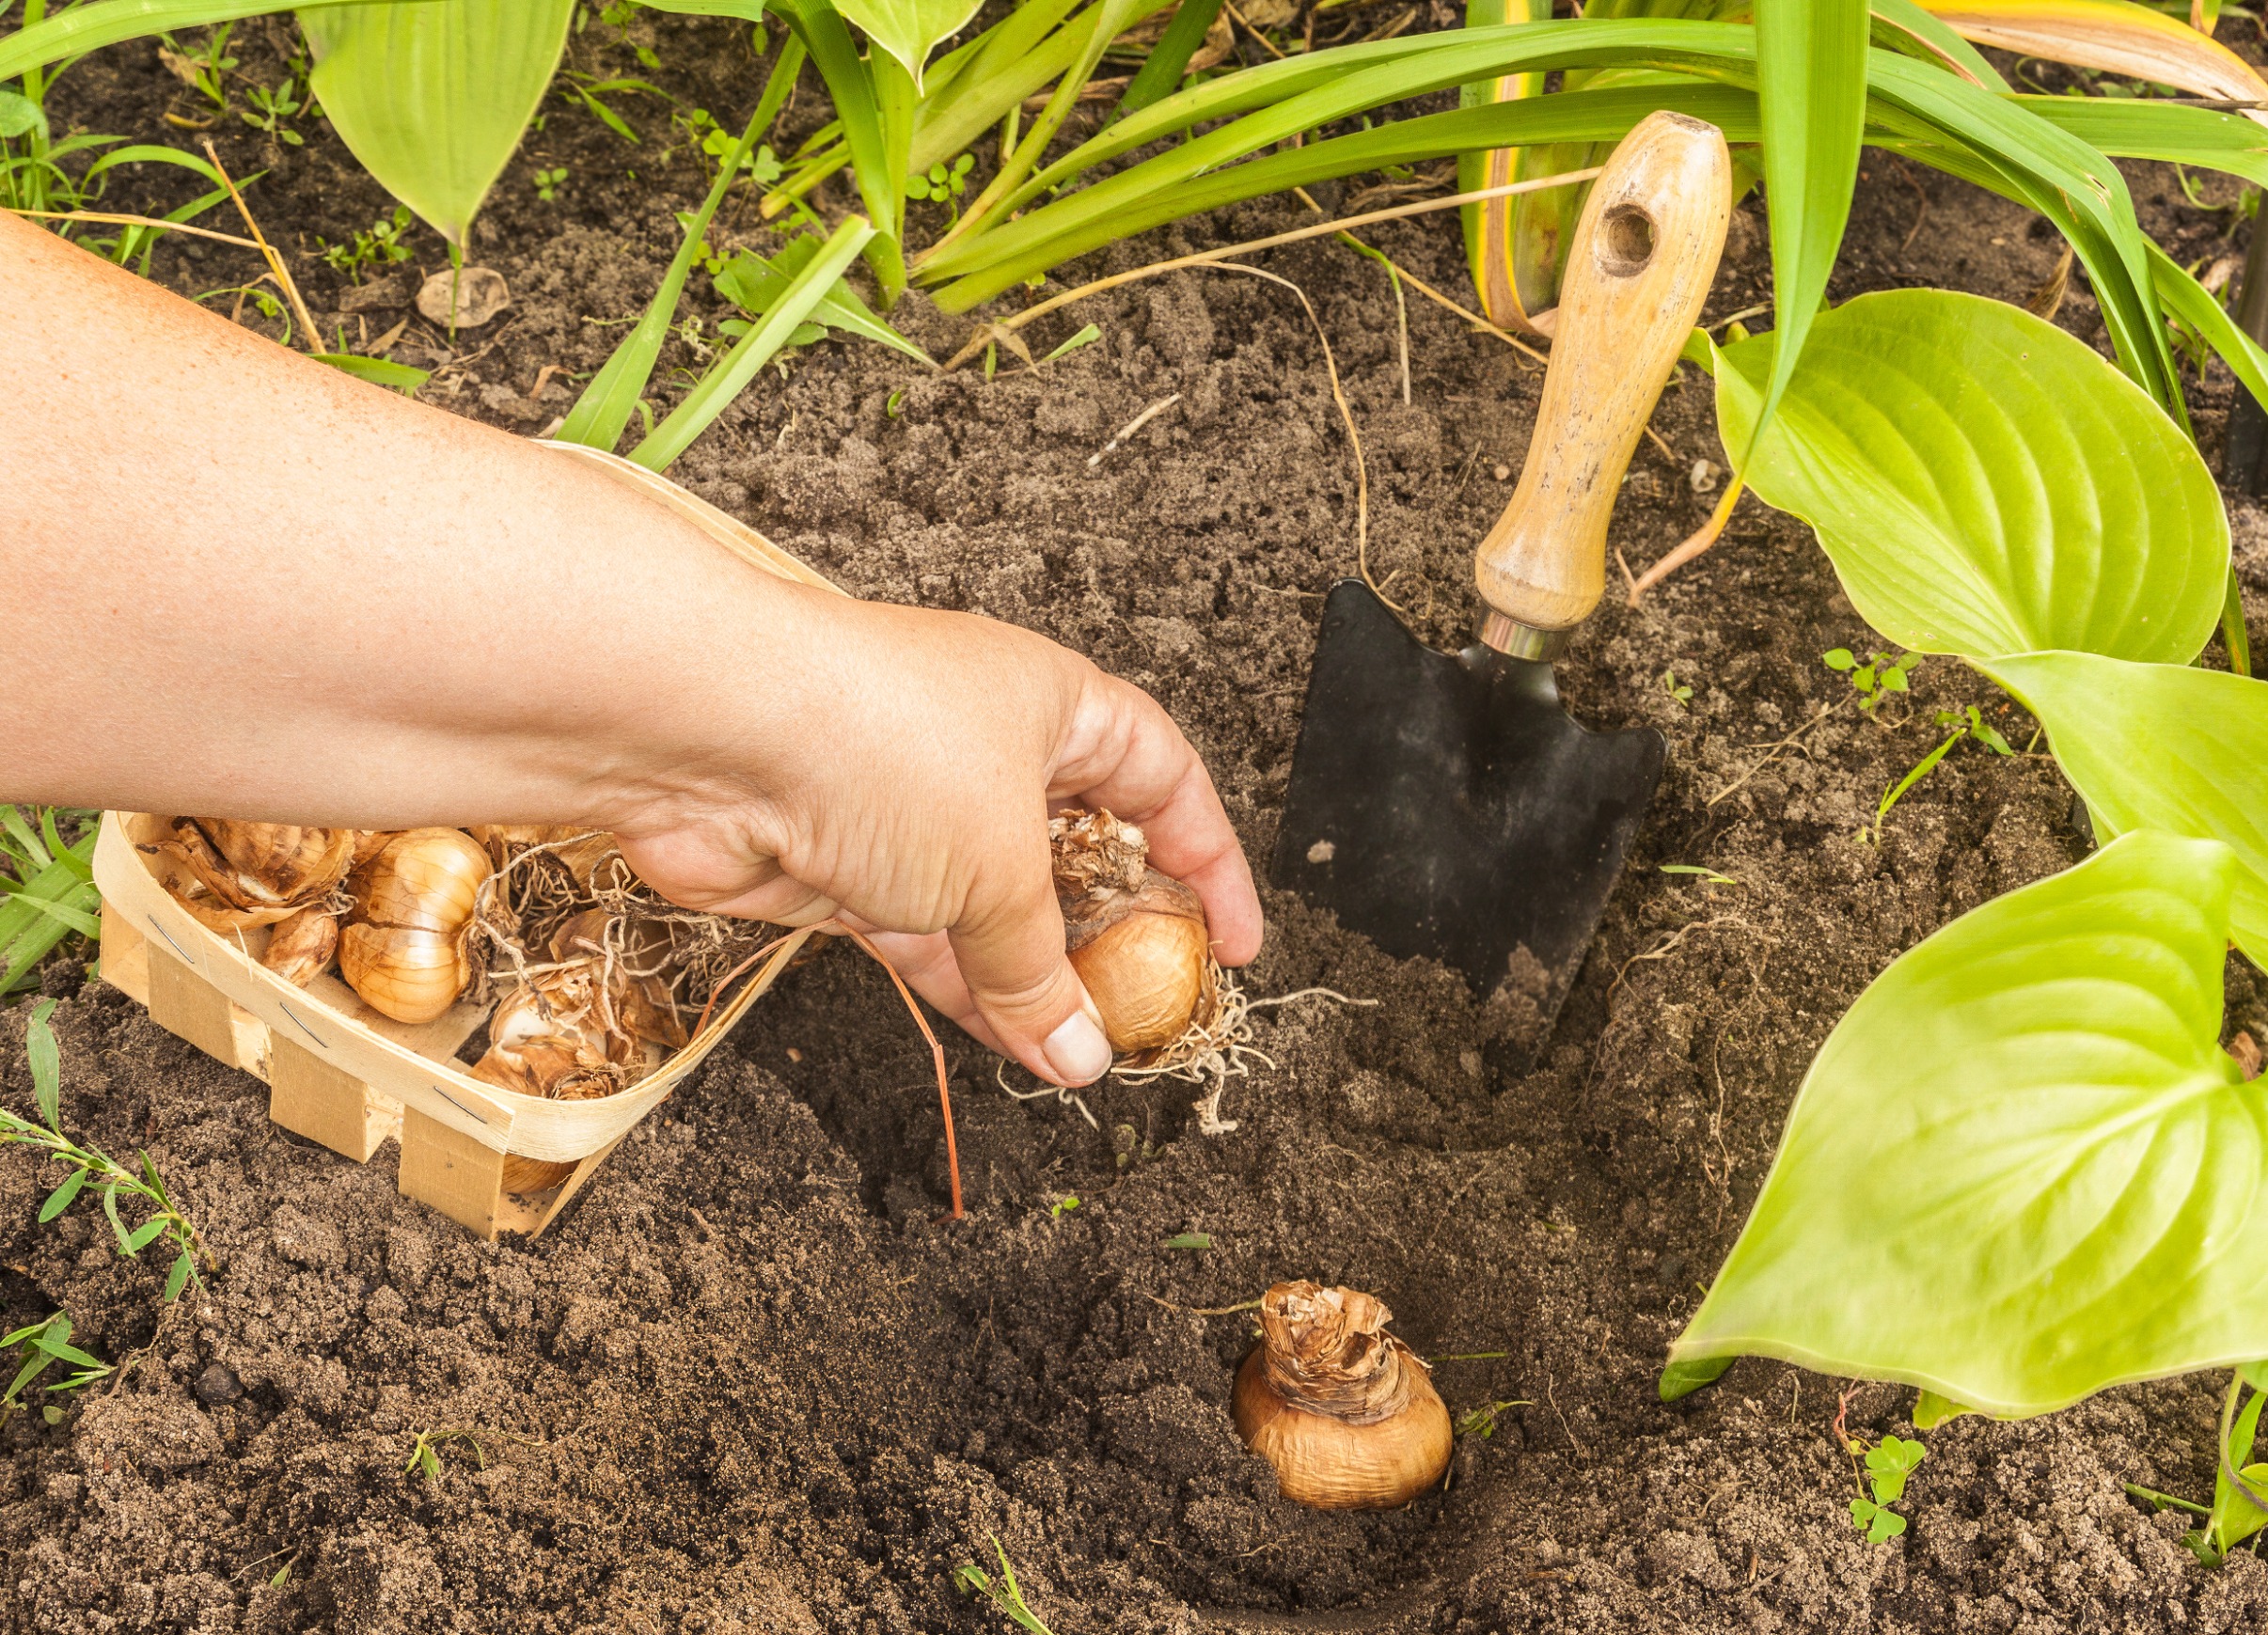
1477;608;1572;662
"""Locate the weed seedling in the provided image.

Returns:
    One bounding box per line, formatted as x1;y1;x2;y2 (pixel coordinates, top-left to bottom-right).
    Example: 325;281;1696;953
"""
1661;668;1693;708
1162;1230;1212;1250
533;165;569;202
158;24;237;111
1660;863;1739;887
1048;1194;1079;1218
239;76;306;146
2127;1368;2268;1565
1823;648;1923;715
1040;322;1101;364
2;999;211;1299
1866;705;2015;844
0;806;99;996
403;1423;543;1485
317;206;413;283
907;153;977;224
1455;1398;1533;1438
2;1313;111;1426
954;1536;1056;1635
1846;1432;1926;1542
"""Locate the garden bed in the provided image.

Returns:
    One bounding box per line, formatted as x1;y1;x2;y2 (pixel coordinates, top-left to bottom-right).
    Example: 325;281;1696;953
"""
8;12;2268;1632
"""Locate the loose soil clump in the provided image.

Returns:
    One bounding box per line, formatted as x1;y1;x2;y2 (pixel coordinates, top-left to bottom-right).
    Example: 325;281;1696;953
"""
9;14;2268;1633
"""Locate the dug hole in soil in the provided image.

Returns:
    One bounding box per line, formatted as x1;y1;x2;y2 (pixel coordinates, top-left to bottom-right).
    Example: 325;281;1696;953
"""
9;14;2268;1634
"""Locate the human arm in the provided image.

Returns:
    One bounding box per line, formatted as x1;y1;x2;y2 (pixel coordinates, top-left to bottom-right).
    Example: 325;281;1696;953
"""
0;212;1262;1086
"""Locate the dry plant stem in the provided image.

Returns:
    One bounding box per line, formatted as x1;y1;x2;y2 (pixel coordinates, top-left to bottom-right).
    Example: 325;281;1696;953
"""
1707;699;1848;809
950;170;1599;366
5;209;261;249
835;923;964;1221
1630;472;1745;601
199;139;321;351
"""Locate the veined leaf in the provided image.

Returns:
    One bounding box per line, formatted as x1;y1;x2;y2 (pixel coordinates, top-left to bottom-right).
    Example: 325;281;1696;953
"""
303;0;576;248
830;0;983;87
1870;0;2008;88
1671;831;2268;1419
1715;289;2227;662
1746;0;1868;464
1921;0;2268;116
1976;652;2268;966
714;238;933;363
0;0;386;81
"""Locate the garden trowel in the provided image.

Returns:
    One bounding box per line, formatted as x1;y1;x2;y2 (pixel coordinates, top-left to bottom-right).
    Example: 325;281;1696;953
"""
1272;111;1731;1017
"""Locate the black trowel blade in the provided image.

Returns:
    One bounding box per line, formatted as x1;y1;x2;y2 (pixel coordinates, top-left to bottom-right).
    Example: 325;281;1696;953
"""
1271;580;1663;1016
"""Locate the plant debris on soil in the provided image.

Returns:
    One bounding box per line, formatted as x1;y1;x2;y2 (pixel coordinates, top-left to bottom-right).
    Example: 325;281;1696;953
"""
10;12;2268;1634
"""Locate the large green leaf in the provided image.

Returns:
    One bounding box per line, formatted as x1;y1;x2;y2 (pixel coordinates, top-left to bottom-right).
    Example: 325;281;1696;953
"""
829;0;980;86
0;0;378;81
1670;831;2268;1419
1715;289;2227;662
302;0;575;248
1746;0;1867;459
1977;652;2268;967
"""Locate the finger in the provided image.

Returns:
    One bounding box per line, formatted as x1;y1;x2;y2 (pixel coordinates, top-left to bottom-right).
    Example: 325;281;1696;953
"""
948;852;1113;1088
858;928;1012;1058
1052;675;1264;966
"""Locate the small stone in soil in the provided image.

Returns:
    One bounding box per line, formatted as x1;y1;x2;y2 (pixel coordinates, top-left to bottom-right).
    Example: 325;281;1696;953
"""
193;1363;243;1406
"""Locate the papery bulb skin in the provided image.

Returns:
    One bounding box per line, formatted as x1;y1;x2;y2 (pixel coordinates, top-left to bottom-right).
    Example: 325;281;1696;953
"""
151;819;355;930
260;904;339;987
350;828;491;933
1051;809;1216;1053
339;829;493;1023
1232;1281;1453;1509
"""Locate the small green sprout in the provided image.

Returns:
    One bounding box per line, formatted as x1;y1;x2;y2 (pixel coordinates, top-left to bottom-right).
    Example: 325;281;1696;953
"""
1161;1230;1212;1250
1659;863;1738;887
533;165;570;202
240;76;305;145
317;207;413;283
1823;647;1923;715
1454;1398;1532;1438
1866;705;2016;844
1661;668;1693;708
3;1313;112;1425
2;998;210;1298
907;152;976;205
1049;1194;1080;1218
886;387;906;418
1041;322;1101;364
1847;1432;1925;1543
2126;1367;2268;1566
954;1535;1056;1635
159;24;238;111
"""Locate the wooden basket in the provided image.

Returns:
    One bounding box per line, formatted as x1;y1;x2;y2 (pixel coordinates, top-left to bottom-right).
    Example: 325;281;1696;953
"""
92;444;844;1239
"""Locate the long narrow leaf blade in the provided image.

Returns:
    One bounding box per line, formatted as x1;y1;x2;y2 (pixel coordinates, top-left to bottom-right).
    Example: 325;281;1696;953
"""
630;216;876;471
1922;0;2268;110
0;0;388;81
1747;0;1868;457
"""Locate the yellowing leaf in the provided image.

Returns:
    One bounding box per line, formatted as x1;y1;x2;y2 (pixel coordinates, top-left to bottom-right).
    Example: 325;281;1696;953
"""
1921;0;2268;122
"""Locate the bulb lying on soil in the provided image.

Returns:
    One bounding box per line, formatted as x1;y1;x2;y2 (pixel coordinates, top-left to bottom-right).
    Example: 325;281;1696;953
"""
1050;809;1221;1055
1233;1281;1452;1509
339;827;493;1023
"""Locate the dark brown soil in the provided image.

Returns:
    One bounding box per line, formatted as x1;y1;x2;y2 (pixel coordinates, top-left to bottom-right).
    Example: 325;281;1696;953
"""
9;11;2268;1633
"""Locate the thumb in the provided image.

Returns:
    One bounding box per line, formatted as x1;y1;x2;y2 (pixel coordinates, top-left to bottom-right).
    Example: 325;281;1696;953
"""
948;868;1114;1089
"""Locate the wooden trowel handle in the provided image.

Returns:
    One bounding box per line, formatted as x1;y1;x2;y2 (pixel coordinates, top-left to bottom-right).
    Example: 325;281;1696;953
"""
1473;111;1730;657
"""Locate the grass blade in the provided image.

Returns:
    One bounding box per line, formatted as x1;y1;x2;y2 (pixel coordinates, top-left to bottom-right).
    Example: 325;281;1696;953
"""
1119;0;1223;114
630;215;877;471
0;0;395;82
556;76;784;451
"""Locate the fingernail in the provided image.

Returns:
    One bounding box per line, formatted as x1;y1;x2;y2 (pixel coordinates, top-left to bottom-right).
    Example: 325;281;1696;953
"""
1043;1007;1113;1087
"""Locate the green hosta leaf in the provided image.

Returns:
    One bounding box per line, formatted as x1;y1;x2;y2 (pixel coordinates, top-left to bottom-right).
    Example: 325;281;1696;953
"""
1911;1389;1972;1430
1671;831;2268;1419
303;0;575;248
1977;652;2268;967
1745;0;1866;464
1717;290;2227;663
829;0;982;86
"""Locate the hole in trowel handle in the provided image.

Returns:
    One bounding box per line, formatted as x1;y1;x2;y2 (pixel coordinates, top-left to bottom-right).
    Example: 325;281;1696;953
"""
1599;204;1656;277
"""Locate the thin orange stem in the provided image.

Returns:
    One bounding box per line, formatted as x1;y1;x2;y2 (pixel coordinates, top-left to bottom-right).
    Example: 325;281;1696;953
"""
1629;473;1744;601
836;924;964;1220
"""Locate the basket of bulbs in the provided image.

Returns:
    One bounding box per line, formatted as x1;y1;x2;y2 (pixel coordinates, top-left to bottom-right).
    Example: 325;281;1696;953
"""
92;448;830;1239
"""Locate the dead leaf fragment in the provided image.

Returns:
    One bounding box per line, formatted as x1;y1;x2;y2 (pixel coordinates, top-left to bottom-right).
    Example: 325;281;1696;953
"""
417;266;510;329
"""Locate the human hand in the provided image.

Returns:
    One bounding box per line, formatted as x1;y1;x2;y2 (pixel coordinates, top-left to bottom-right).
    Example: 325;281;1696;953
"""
607;589;1263;1088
